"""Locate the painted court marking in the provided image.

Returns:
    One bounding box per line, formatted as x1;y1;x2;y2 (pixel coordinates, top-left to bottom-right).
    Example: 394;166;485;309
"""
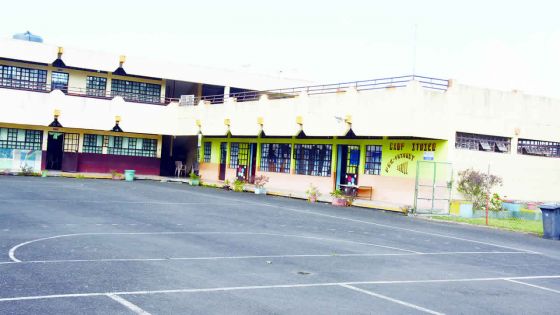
171;188;541;254
107;294;152;315
0;251;535;266
7;231;420;263
339;284;443;315
0;275;559;303
505;279;560;294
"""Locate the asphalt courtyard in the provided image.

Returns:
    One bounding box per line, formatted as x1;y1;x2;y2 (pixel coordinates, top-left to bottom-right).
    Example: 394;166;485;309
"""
1;177;560;314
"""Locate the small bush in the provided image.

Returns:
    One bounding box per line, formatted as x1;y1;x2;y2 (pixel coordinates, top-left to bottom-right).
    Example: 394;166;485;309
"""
253;175;269;188
233;178;245;192
456;168;502;210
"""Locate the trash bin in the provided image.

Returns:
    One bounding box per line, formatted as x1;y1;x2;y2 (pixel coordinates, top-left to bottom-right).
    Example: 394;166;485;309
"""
539;203;560;240
124;170;135;182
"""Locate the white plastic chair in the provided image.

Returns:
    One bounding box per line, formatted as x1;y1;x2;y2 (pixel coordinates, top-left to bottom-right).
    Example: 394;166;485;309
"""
175;161;187;177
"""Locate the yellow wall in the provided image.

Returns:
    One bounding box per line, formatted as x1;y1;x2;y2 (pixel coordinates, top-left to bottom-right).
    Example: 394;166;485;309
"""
202;136;448;179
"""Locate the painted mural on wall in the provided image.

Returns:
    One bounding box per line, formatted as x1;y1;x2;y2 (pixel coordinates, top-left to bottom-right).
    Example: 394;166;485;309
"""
382;141;446;178
0;149;42;173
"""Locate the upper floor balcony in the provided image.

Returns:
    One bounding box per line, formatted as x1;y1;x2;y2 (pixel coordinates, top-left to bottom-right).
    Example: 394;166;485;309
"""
0;78;166;105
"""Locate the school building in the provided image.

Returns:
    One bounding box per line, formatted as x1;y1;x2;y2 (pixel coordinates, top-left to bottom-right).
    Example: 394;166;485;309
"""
1;36;559;211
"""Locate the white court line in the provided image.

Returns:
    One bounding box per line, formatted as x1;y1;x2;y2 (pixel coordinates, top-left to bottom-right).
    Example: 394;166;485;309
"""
339;284;444;315
0;275;559;303
505;279;560;294
0;251;534;266
7;231;418;263
0;199;243;206
106;294;152;315
174;189;540;254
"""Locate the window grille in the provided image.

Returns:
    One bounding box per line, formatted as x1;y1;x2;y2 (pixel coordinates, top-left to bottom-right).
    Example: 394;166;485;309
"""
455;132;510;153
111;79;161;104
107;136;157;157
86;76;107;97
260;143;291;173
0;128;42;150
518;139;560;158
294;144;332;177
83;134;104;154
51;72;69;92
0;65;47;90
63;133;79;153
229;143;249;168
204;142;212;162
364;145;382;175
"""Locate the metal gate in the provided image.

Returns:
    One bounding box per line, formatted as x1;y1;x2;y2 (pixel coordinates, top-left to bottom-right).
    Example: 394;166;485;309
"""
413;161;453;215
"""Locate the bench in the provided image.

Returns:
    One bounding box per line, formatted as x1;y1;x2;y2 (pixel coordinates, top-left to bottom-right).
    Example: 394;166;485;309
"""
356;186;373;200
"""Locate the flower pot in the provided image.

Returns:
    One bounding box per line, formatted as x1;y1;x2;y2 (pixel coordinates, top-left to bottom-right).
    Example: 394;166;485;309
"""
190;179;200;186
331;197;348;207
308;195;318;203
254;187;267;195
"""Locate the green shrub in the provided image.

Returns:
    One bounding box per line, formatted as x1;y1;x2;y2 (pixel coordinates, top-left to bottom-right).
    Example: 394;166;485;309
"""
456;168;502;210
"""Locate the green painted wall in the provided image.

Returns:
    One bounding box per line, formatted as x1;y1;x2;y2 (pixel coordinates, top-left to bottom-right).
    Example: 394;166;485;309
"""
201;136;448;179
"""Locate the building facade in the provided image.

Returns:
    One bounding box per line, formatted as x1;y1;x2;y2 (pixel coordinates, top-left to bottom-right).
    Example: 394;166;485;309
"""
1;38;559;210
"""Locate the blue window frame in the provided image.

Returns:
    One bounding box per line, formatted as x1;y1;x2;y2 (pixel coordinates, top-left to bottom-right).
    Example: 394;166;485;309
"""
364;145;382;175
294;144;332;177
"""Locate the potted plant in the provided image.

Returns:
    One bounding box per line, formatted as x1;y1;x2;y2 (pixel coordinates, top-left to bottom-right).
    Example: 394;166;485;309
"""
253;175;269;195
233;178;245;192
306;184;321;202
110;169;123;180
330;189;348;207
189;171;201;186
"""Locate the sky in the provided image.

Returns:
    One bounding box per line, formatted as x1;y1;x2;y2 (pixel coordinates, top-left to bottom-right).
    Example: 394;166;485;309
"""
1;0;559;97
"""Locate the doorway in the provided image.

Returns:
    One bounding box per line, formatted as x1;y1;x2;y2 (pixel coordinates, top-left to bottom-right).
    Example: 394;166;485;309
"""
218;142;227;180
336;145;360;187
46;132;64;170
233;143;258;183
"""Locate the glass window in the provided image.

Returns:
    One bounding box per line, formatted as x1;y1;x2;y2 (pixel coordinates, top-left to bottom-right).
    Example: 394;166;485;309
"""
260;143;291;173
518;139;560;158
203;142;212;163
110;79;162;104
294;144;332;177
63;133;80;153
0;128;42;150
86;76;107;97
107;136;156;157
364;145;382;175
83;134;104;154
0;65;47;91
229;143;249;169
51;72;69;93
455;132;510;153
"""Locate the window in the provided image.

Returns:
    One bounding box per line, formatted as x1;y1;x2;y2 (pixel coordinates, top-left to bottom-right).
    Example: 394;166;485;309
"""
111;79;162;104
51;72;69;93
364;145;382;175
0;128;42;150
86;76;107;97
455;132;510;153
204;142;212;162
0;65;47;90
83;134;104;154
107;136;157;157
260;143;291;173
63;133;79;153
229;143;249;168
518;139;560;158
294;144;332;177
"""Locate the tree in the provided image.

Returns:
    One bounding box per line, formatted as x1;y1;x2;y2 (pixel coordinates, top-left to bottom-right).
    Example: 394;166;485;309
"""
456;168;502;210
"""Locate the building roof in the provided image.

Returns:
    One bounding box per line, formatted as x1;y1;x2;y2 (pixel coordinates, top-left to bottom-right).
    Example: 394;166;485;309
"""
0;38;313;90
